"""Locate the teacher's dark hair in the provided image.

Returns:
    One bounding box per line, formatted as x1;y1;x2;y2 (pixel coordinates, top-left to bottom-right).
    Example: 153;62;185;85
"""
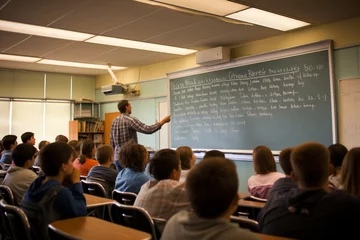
118;100;129;113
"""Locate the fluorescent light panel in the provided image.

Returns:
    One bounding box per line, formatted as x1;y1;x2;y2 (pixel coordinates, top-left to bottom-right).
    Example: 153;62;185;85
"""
37;59;125;70
86;36;197;55
0;54;41;62
153;0;248;16
0;20;94;41
226;8;310;31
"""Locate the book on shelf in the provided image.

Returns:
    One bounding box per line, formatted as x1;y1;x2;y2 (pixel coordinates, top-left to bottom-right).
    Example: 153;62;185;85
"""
77;120;104;133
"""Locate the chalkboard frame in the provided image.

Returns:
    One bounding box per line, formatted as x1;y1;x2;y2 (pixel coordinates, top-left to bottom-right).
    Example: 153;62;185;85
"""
167;40;336;153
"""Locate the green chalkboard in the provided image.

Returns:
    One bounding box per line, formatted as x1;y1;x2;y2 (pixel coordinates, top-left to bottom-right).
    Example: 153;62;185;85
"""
168;41;335;152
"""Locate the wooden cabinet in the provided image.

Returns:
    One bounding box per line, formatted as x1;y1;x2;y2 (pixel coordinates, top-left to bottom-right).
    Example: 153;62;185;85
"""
104;112;120;145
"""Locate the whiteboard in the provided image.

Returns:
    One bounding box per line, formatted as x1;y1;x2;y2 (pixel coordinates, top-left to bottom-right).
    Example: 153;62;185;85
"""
339;78;360;149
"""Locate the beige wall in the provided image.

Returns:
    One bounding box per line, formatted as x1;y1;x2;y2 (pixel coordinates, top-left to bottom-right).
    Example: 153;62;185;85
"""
96;16;360;88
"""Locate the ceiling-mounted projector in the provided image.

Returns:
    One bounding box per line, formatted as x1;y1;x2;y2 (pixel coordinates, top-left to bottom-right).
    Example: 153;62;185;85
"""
101;84;128;95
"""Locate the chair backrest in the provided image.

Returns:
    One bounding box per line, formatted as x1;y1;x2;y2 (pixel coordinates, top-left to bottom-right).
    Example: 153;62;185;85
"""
81;180;106;198
80;175;87;181
30;166;41;175
112;190;137;205
0;199;32;240
230;215;260;233
110;202;157;240
86;176;114;198
0;185;15;206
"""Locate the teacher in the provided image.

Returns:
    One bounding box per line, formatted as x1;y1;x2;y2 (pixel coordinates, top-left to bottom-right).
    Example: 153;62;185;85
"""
110;100;171;170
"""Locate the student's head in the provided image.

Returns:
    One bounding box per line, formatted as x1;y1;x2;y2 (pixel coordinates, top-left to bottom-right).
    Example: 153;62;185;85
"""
203;150;225;160
39;142;75;177
328;143;348;169
55;135;69;143
78;140;96;164
252;145;276;174
119;142;148;172
12;143;38;168
117;100;131;114
149;149;181;181
279;147;294;176
186;157;239;219
68;140;81;160
341;147;360;196
176;146;196;170
95;144;114;166
291;142;329;189
21;132;35;145
38;140;50;150
2;135;18;150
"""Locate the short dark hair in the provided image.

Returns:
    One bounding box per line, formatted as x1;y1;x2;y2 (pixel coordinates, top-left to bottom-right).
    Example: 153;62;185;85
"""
253;145;277;174
96;144;114;165
186;157;238;218
12;143;37;167
38;140;49;150
55;135;69;143
117;100;129;113
39;142;74;176
291;142;329;188
119;142;147;172
279;147;294;175
78;140;95;164
68;140;81;152
176;146;193;170
203;150;225;159
2;135;17;150
328;143;348;169
21;132;34;143
0;140;4;152
149;149;180;180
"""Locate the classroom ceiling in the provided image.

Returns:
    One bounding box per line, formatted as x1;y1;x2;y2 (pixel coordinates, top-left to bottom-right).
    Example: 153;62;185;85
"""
0;0;360;76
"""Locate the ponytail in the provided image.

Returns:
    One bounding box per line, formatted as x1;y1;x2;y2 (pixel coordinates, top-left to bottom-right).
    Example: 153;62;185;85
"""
78;154;86;164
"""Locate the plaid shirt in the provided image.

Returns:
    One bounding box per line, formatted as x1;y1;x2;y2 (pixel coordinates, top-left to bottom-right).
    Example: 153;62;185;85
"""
134;180;190;222
110;113;161;160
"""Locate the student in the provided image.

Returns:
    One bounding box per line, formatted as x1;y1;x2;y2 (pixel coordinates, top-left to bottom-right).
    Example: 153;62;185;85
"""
248;146;284;199
203;150;225;159
21;132;36;145
88;144;118;196
72;140;98;176
55;134;69;143
115;142;150;194
258;142;360;239
21;142;86;240
328;143;348;190
175;146;196;183
0;135;18;164
34;140;50;166
341;147;360;197
269;147;297;196
2;144;38;205
162;157;259;240
68;140;81;161
134;149;189;231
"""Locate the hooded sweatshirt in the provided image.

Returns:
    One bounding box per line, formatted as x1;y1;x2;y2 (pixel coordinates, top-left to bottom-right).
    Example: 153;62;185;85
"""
2;166;37;205
162;210;259;240
258;188;360;239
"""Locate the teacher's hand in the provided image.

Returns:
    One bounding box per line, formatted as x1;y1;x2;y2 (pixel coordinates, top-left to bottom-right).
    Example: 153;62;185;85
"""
160;115;171;125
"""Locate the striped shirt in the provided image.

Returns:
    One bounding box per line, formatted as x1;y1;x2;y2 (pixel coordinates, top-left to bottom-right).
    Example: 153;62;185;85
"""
110;113;161;160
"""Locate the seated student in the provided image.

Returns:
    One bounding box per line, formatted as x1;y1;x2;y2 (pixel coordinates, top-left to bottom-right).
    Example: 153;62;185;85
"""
269;147;297;196
73;140;98;176
340;147;360;197
258;142;360;239
134;149;190;231
175;146;196;183
0;135;18;164
21;132;36;145
203;149;225;159
68;140;81;161
2;144;38;205
34;140;50;166
115;142;150;194
87;144;118;197
21;142;86;240
55;134;69;143
248;146;284;199
162;157;259;240
328;143;348;190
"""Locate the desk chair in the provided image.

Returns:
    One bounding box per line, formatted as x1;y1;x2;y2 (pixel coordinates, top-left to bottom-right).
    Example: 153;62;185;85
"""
80;175;87;181
30;166;41;175
0;199;32;240
0;185;15;206
112;190;137;205
230;215;260;233
48;225;81;240
110;202;158;240
87;176;114;198
81;180;107;219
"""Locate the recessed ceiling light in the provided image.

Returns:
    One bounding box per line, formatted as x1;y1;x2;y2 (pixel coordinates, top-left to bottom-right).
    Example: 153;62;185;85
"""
226;8;310;31
37;59;126;70
0;54;41;62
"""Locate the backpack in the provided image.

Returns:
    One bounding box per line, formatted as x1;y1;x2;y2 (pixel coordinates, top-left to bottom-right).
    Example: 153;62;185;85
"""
20;184;63;240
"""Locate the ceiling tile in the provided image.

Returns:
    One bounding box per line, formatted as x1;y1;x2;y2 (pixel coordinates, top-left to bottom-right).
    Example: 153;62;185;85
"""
0;31;30;52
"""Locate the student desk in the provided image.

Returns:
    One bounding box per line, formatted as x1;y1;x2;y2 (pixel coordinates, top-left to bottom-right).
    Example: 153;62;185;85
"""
49;216;151;240
238;192;251;199
84;193;114;208
256;233;294;240
238;200;265;209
